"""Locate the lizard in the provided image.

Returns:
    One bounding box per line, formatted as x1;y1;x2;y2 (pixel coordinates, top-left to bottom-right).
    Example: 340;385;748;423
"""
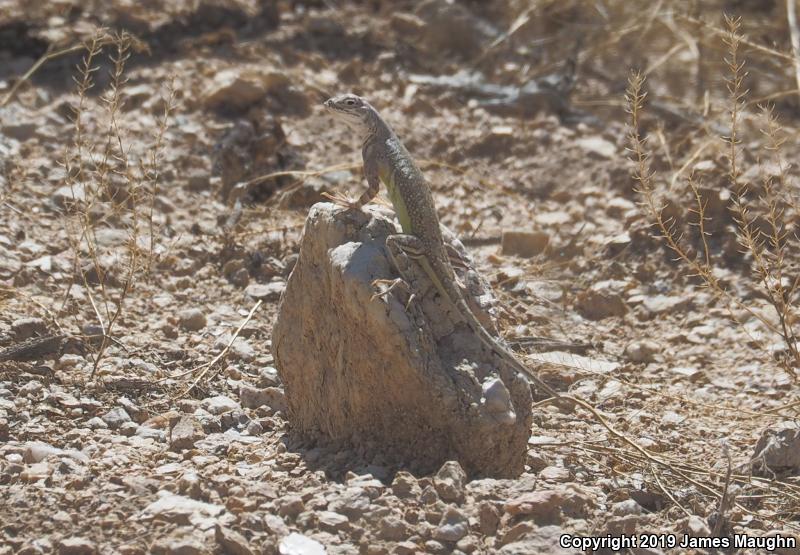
322;93;561;399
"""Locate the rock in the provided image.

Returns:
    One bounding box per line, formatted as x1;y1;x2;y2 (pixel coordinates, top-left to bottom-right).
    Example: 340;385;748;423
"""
434;461;467;503
391;471;421;498
612;499;644;516
119;422;139;437
498;524;573;554
204;69;268;112
277;495;305;518
317;511;349;533
478;502;500;535
624;339;660;363
539;466;571;482
433;507;469;542
201;395;241;415
136;426;166;441
414;0;497;58
272;203;532;477
642;295;691;316
86;417;108;430
102;407;132;429
575;135;617;159
278;533;326;555
141;492;225;525
753;425;800;476
0;418;8;441
684;515;710;536
151;532;207;555
244;282;285;301
23;442;87;464
11;317;47;340
377;516;413;542
215;524;254;555
57;537;97;555
576;289;627;320
170;416;205;451
178;308;207;331
239;385;287;412
52;184;86;210
505;489;563;522
501;230;549;258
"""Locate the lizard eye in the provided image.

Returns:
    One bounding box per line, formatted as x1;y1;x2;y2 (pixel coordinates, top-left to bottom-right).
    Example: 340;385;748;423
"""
345;98;356;106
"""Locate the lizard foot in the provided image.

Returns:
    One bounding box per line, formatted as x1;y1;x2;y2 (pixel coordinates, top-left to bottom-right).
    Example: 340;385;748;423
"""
321;191;361;210
370;277;415;309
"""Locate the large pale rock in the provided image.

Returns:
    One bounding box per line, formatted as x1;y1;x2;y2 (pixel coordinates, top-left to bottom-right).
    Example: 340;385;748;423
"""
272;203;533;477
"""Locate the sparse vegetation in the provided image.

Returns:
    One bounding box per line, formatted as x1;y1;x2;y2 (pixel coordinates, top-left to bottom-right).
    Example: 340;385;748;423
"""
628;15;800;380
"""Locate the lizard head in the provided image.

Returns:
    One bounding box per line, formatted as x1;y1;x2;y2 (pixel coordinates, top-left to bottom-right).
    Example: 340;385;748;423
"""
324;93;375;137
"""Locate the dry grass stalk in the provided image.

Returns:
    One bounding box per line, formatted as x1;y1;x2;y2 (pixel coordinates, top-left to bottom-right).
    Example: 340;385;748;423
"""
58;30;174;378
627;15;799;380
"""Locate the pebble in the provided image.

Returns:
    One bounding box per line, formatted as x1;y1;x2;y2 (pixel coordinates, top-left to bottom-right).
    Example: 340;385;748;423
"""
11;317;47;340
434;460;467;503
57;537;97;555
278;533;326;555
624;339;660;363
177;308;207;331
170;416;205;451
101;407;132;429
244;282;285;301
201;395;241;415
501;229;549;258
86;417;108;430
433;507;469;542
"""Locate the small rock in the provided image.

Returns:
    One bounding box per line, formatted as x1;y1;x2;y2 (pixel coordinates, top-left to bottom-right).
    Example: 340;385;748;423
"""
178;308;206;331
642;294;690;316
201;395;241;415
317;511;349;532
539;466;571;482
136;426;166;441
278;533;326;555
576;289;627;320
753;425;800;476
377;515;413;542
258;366;281;387
612;499;644;516
433;507;469;542
102;407;132;429
215;524;254;555
52;184;86;209
11;317;47;340
141;492;225;525
204;69;268;111
239;385;287;412
420;485;439;505
434;460;467;503
391;471;421;498
170;416;205;451
505;489;563;522
245;281;286;301
501;230;549;258
58;537;97;555
24;442;63;463
277;495;305;518
478;502;500;535
575;135;617;159
685;515;711;536
624;339;660;363
0;418;8;441
86;417;108;430
119;422;139;437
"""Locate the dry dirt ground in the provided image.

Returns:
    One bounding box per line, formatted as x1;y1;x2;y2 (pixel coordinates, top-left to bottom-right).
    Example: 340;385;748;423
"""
1;1;800;554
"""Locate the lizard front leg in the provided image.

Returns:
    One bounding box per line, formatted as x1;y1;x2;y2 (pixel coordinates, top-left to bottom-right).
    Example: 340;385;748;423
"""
322;151;381;210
